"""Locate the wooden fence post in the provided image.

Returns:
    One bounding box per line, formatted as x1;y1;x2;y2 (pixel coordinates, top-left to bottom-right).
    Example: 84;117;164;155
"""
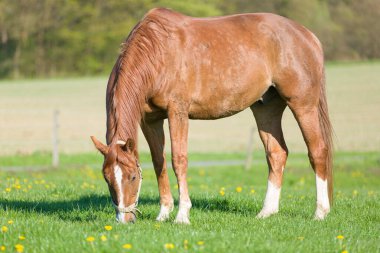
52;109;60;168
244;126;255;170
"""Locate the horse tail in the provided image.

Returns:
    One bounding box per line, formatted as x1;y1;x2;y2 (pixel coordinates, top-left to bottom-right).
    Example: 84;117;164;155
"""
318;67;334;206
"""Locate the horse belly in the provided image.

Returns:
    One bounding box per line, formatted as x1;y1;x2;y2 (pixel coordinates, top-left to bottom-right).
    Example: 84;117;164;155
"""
188;81;268;119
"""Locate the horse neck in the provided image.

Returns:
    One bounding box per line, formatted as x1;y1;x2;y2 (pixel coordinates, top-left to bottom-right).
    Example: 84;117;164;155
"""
106;19;167;145
106;63;151;145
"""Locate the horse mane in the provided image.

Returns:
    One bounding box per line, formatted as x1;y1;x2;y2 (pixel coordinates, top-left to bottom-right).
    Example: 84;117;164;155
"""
106;12;170;144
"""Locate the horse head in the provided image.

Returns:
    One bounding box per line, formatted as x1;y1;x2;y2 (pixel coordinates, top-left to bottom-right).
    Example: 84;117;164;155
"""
91;136;142;223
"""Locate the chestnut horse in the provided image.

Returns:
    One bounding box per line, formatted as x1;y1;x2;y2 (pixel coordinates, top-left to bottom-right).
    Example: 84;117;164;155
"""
91;8;333;224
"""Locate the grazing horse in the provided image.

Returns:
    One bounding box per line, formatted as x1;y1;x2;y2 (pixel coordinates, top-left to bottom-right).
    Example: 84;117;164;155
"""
91;8;333;224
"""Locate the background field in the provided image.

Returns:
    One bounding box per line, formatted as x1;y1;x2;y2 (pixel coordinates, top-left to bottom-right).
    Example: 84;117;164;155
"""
0;62;380;155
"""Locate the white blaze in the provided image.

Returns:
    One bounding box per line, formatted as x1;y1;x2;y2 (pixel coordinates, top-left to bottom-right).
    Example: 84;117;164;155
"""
114;165;125;221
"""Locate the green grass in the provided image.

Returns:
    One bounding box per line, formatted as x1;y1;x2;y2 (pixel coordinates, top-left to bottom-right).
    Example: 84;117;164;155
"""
1;151;379;252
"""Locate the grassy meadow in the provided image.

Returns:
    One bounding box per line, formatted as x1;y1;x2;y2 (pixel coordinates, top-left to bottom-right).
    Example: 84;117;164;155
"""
0;151;379;253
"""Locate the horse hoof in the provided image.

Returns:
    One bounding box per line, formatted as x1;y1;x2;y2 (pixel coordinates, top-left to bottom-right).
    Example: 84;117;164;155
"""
256;209;278;219
174;215;190;224
314;207;330;220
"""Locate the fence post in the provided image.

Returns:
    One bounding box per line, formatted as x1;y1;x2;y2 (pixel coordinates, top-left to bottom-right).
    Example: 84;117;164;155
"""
244;126;255;170
52;109;60;168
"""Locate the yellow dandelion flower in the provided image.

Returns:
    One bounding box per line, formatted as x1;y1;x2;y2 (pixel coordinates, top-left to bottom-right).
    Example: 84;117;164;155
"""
104;225;112;231
236;186;242;193
352;190;358;196
1;226;8;233
336;235;344;240
164;243;175;249
250;189;255;194
86;236;95;242
0;246;5;251
15;244;24;253
18;235;26;240
15;185;21;189
219;190;225;196
341;250;348;253
100;235;107;241
184;240;188;244
5;188;11;192
197;241;205;246
8;220;14;224
123;244;132;249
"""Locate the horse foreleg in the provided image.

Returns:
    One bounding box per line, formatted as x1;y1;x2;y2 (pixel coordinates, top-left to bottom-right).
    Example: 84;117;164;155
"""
251;93;288;218
141;120;174;221
168;107;191;224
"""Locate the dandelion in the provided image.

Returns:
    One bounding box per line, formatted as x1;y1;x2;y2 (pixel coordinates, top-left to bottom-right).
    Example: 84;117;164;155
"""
86;236;95;242
250;189;255;194
236;186;242;193
336;235;344;240
219;190;225;196
104;225;112;231
197;241;205;246
341;250;348;253
164;243;175;249
100;235;107;241
5;188;11;192
1;226;8;233
18;235;25;240
8;220;13;224
183;240;189;249
14;244;24;253
352;190;358;197
123;244;132;249
0;246;5;251
367;191;374;196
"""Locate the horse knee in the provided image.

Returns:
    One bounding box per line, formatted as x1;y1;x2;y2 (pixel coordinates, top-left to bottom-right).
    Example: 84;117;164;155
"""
266;148;288;168
172;155;188;174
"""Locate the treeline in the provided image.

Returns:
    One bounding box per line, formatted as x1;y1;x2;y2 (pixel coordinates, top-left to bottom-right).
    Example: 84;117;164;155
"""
0;0;379;78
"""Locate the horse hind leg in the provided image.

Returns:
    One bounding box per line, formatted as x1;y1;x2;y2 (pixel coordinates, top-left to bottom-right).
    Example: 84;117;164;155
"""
288;102;332;220
251;87;288;218
276;74;333;220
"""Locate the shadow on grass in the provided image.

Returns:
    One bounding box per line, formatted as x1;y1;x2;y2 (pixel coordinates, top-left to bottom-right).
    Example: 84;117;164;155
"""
0;194;261;222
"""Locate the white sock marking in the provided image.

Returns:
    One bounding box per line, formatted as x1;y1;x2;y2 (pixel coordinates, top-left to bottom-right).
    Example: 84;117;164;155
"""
257;180;281;218
156;204;173;221
315;175;330;220
175;199;191;224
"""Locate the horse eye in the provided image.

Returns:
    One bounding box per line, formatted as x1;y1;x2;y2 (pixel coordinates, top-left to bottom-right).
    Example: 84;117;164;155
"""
131;175;137;181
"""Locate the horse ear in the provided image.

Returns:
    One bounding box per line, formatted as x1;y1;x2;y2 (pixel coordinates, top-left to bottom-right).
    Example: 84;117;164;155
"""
90;136;108;156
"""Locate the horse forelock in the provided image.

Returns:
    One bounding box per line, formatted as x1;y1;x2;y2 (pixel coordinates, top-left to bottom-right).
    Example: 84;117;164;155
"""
106;14;169;144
